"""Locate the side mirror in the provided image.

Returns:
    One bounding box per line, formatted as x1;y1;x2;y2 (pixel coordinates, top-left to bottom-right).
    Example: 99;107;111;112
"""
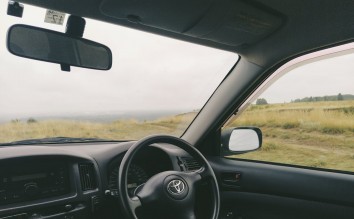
7;24;112;70
221;127;262;155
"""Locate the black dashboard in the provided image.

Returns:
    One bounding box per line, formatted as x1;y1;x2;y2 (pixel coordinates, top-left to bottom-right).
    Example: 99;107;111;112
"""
0;141;199;219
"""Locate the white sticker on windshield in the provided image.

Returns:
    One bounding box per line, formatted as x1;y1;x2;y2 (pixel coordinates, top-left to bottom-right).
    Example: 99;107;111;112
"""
44;10;66;25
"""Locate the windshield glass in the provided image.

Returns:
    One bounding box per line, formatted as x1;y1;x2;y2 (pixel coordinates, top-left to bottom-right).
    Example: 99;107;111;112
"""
0;3;238;143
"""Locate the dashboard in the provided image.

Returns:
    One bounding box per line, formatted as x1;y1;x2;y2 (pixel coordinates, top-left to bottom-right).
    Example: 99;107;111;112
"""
0;142;200;219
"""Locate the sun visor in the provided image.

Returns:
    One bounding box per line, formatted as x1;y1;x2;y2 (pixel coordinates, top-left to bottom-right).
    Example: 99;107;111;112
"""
185;1;284;47
100;0;283;47
100;0;214;32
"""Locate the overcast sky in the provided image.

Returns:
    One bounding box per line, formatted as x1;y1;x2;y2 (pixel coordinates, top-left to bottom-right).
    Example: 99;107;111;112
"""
0;3;353;120
259;53;354;103
0;3;237;119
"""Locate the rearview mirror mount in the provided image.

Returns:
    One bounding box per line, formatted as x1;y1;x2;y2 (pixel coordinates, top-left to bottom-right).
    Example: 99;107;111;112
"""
7;24;112;71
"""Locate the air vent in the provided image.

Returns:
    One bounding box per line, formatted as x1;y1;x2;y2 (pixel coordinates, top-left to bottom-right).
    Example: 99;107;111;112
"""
179;157;202;171
79;163;97;191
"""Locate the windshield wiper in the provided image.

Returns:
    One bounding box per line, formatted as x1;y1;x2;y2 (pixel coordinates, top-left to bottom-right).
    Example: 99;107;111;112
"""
0;137;122;146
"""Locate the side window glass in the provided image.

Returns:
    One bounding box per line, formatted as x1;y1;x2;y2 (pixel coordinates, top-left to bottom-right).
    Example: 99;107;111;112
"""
226;52;354;172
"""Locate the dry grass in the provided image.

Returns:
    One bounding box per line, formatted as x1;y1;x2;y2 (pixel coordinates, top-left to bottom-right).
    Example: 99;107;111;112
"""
232;101;354;134
227;100;354;172
1;100;354;172
0;112;197;143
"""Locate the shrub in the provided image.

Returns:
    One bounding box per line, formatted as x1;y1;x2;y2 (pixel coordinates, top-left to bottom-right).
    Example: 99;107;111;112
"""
256;98;268;105
27;118;37;124
261;142;278;152
282;122;299;129
321;127;344;134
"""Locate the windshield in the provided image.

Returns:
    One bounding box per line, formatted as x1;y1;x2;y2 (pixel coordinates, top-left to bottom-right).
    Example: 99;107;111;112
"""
0;3;238;143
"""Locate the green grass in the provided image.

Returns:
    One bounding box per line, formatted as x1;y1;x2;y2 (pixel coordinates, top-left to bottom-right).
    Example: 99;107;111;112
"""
227;100;354;172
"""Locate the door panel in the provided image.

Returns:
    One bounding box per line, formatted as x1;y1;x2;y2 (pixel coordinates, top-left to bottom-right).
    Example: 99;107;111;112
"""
208;157;354;219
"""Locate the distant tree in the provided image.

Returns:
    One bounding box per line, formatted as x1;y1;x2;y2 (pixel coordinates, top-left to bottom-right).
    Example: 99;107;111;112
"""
256;98;268;105
11;119;21;123
309;96;313;102
338;93;343;101
27;118;37;124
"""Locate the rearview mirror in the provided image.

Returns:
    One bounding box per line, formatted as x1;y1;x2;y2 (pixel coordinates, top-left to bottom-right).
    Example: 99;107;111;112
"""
7;24;112;70
221;127;262;155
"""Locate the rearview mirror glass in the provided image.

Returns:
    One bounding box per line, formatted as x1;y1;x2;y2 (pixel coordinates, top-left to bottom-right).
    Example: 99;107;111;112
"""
7;24;112;70
222;127;262;154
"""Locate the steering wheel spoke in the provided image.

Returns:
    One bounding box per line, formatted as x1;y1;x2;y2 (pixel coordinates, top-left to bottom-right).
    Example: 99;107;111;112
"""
183;166;214;185
128;196;142;213
198;166;214;179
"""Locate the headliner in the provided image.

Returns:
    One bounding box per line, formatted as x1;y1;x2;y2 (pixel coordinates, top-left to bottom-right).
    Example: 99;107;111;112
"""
18;0;354;69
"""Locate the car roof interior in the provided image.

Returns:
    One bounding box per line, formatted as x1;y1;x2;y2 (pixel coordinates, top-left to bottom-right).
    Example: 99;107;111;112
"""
18;0;354;69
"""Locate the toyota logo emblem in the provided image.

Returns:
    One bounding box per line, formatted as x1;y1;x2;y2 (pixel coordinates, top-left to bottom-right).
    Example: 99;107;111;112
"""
167;179;185;195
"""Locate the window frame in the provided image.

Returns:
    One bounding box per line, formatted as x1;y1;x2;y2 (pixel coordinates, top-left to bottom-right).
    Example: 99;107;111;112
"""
223;42;354;174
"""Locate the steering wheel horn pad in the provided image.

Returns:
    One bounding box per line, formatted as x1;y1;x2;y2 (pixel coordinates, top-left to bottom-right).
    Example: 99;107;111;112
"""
164;175;189;200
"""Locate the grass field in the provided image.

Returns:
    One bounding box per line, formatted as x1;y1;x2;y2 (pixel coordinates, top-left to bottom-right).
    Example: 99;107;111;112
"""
1;100;353;172
227;100;354;172
0;113;196;143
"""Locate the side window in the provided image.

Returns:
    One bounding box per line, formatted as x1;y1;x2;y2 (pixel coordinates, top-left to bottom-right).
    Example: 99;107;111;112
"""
226;52;354;172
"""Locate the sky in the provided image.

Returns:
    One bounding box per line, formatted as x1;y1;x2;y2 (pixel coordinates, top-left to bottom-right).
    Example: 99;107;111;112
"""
0;3;237;119
0;3;353;121
259;53;354;103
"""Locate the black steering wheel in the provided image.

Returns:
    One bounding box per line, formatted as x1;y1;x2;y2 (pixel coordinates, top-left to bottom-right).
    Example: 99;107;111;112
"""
118;135;220;219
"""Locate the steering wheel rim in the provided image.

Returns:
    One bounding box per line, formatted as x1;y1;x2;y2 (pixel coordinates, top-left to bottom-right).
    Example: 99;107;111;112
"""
118;135;220;219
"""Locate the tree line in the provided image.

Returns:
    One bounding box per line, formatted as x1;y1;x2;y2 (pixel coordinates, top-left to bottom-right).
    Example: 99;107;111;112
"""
255;93;354;105
291;93;354;103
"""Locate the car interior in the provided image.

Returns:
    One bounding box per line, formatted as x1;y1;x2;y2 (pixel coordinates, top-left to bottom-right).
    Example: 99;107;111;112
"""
1;0;354;219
